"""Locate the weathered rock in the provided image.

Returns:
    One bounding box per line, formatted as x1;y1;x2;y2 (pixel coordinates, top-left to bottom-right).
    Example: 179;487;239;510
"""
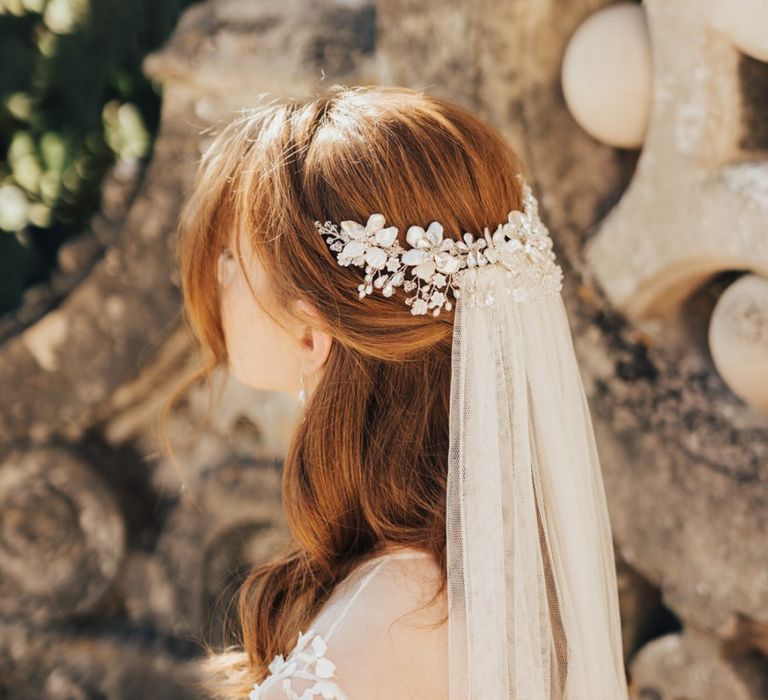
628;627;768;700
2;0;765;694
0;621;203;700
0;446;125;622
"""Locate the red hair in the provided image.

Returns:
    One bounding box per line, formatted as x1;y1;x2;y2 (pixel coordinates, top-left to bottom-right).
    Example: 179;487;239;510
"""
163;84;524;697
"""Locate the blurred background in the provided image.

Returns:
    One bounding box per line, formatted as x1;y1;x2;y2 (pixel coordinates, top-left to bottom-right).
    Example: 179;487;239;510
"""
0;0;766;697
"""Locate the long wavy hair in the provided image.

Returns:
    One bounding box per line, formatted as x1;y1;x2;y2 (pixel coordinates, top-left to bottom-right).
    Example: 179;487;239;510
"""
163;84;525;697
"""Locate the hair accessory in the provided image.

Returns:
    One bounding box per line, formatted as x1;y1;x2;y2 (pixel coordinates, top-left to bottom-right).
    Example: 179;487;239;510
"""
314;174;563;316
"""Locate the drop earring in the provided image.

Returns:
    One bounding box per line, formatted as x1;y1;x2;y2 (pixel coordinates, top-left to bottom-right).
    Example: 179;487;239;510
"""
298;367;307;404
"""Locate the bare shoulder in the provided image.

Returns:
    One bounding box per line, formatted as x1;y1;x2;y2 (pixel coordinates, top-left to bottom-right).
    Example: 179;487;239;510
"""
324;551;448;698
253;551;448;700
367;551;447;619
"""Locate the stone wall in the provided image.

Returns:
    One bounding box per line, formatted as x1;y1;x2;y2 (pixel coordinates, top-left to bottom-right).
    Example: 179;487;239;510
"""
1;0;765;697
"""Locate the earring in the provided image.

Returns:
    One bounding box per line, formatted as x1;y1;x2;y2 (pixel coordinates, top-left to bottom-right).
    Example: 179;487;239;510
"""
298;367;307;404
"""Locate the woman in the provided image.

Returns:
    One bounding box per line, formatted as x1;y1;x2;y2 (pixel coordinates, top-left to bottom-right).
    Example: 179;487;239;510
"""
172;85;630;699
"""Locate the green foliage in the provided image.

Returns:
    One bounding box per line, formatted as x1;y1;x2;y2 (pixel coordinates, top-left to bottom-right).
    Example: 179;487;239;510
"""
0;0;200;314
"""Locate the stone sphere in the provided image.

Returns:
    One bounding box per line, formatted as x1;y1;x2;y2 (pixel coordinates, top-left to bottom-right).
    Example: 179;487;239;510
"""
561;3;652;149
708;273;768;412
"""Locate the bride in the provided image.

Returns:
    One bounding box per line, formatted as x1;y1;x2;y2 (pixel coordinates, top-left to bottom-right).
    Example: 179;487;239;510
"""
174;85;630;699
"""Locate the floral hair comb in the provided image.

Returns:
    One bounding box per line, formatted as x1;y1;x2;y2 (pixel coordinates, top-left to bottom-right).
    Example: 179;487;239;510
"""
313;173;563;316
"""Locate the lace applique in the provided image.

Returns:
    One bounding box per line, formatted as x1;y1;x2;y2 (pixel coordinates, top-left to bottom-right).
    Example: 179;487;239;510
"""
247;551;431;699
248;629;347;700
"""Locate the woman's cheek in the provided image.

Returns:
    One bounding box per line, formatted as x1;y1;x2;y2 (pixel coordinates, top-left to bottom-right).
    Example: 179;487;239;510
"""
217;253;296;393
217;249;237;288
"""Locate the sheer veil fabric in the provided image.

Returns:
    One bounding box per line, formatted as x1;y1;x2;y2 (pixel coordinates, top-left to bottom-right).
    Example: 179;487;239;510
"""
446;264;630;699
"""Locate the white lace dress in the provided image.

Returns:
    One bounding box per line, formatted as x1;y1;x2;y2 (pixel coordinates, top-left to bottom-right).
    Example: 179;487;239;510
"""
247;547;448;700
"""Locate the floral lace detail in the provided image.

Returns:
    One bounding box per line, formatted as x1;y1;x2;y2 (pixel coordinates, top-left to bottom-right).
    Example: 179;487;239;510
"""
248;629;347;700
246;551;431;699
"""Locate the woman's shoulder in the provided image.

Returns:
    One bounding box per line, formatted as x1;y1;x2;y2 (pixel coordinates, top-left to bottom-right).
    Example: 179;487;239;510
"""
252;547;448;699
332;545;444;602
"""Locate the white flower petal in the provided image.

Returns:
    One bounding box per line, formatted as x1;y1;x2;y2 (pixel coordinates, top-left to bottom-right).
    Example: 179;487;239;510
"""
507;210;526;229
435;253;461;274
425;221;444;246
430;291;446;307
340;220;367;240
406;225;427;248
374;226;398;247
492;226;506;245
339;240;366;263
402;249;425;266
365;213;386;231
364;246;388;269
295;629;315;652
413;260;436;280
267;654;286;674
311;634;328;657
314;656;336;678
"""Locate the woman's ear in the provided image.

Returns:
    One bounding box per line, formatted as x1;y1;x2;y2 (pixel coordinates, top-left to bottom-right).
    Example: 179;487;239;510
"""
291;298;333;376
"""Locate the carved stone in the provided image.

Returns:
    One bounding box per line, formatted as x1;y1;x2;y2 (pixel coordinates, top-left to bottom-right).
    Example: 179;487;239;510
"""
629;628;768;699
0;621;203;699
584;0;768;318
0;446;125;622
2;0;766;695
